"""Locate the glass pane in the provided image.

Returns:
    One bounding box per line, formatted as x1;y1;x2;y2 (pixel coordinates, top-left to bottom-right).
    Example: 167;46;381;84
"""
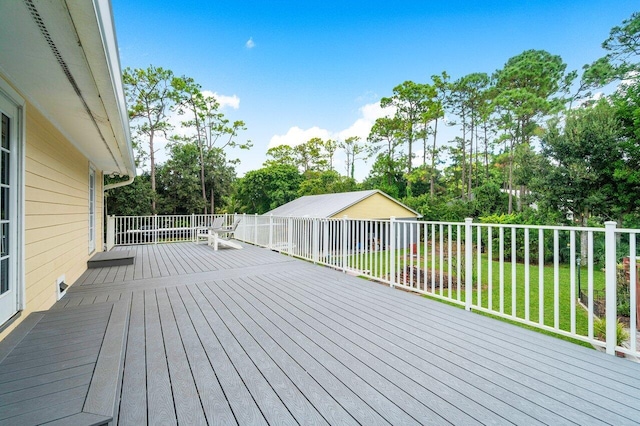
1;152;9;185
0;187;7;221
1;223;7;257
0;258;8;294
1;114;8;150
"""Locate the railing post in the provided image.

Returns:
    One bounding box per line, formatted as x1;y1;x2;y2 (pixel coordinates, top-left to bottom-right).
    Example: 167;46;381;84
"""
254;214;258;244
242;213;247;242
605;221;618;355
323;220;329;263
342;216;349;272
268;214;273;249
153;214;158;245
191;213;195;242
312;218;319;264
288;216;293;256
465;218;473;311
389;217;396;288
106;215;115;251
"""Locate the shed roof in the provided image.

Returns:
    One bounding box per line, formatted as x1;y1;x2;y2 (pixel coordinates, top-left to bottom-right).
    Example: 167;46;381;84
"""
265;189;421;219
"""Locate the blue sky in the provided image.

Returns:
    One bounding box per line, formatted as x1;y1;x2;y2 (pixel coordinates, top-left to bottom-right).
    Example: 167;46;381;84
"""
112;1;638;180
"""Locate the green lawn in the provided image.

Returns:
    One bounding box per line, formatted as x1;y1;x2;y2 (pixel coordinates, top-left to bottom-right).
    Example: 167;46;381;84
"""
348;243;605;345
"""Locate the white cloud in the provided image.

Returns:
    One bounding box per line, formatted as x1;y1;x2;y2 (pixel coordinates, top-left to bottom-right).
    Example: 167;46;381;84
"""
268;126;332;148
337;101;395;141
201;90;240;110
246;37;255;49
269;101;395;150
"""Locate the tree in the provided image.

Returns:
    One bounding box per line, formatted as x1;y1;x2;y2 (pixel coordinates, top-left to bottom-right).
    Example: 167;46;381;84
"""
156;142;206;214
533;100;621;227
123;66;176;213
367;116;406;188
105;173;154;216
339;136;366;180
171;75;250;213
236;164;303;214
493;49;574;212
265;145;297;168
427;72;449;198
447;73;491;199
381;81;433;177
298;170;357;196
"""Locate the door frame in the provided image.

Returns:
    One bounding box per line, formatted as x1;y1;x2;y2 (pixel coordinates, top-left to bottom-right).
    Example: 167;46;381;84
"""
0;76;26;325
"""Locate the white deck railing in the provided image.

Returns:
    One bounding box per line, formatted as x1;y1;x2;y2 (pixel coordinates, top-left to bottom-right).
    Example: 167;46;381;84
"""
233;214;638;359
106;213;638;359
106;214;231;249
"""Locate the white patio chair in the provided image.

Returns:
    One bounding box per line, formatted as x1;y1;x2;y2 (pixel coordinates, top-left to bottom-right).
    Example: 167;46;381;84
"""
196;216;225;244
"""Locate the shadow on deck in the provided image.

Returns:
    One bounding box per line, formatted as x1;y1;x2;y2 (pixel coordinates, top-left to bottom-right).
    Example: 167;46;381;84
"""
1;242;640;425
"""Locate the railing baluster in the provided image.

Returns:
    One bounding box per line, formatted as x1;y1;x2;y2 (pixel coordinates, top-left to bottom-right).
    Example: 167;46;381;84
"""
570;230;576;334
447;224;452;298
499;226;504;314
488;226;493;311
524;228;529;321
476;226;481;307
512;227;516;318
539;228;544;326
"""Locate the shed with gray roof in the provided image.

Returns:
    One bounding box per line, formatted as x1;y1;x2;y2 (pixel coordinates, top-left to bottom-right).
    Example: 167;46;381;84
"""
265;189;421;219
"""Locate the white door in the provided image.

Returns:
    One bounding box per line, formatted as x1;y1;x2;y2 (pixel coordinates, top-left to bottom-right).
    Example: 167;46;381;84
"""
0;91;19;325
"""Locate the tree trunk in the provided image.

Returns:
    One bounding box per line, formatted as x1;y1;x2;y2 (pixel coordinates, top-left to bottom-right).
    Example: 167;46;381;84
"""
580;209;590;263
430;118;438;199
210;187;215;215
468;119;473;200
508;138;514;214
199;143;207;214
149;131;156;214
461;111;467;199
484;121;489;179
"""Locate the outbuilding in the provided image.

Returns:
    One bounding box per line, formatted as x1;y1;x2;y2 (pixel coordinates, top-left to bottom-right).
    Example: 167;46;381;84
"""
265;189;421;220
263;189;421;254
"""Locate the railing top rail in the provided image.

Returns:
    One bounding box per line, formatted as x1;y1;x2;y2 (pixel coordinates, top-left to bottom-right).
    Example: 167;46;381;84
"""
468;222;607;232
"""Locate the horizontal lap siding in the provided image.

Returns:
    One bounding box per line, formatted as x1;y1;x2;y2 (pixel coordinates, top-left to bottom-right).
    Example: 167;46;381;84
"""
335;192;416;219
0;102;103;339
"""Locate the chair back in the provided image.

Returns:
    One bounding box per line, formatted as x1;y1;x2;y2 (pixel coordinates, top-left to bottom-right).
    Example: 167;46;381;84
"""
210;216;225;230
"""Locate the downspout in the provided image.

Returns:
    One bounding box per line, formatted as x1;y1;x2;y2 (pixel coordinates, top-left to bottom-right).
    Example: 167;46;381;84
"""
104;175;134;191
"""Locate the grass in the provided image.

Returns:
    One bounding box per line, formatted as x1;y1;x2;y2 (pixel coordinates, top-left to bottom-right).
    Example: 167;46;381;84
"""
348;243;606;346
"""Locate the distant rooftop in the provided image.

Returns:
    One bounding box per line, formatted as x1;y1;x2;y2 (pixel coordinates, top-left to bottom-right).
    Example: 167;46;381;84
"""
264;189;421;219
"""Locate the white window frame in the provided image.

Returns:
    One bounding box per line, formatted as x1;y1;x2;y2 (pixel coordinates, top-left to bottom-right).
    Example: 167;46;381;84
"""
88;165;96;254
0;77;25;317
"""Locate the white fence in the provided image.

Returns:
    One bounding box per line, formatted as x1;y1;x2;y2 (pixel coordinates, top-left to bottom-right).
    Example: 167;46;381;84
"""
234;214;638;359
106;214;230;249
106;213;638;359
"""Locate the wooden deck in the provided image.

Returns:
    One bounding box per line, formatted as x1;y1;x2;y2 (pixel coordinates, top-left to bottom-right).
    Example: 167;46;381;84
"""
1;242;640;425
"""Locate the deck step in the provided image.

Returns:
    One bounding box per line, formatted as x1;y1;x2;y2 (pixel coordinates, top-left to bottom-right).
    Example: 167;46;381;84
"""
88;250;135;269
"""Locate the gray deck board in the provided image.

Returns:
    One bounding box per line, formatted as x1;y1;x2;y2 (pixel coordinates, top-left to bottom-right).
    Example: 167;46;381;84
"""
143;289;176;425
198;282;328;425
217;276;466;425
260;270;601;424
166;286;237;426
295;267;640;420
189;284;298;425
156;288;207;425
1;242;639;426
118;291;147;426
177;285;267;425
